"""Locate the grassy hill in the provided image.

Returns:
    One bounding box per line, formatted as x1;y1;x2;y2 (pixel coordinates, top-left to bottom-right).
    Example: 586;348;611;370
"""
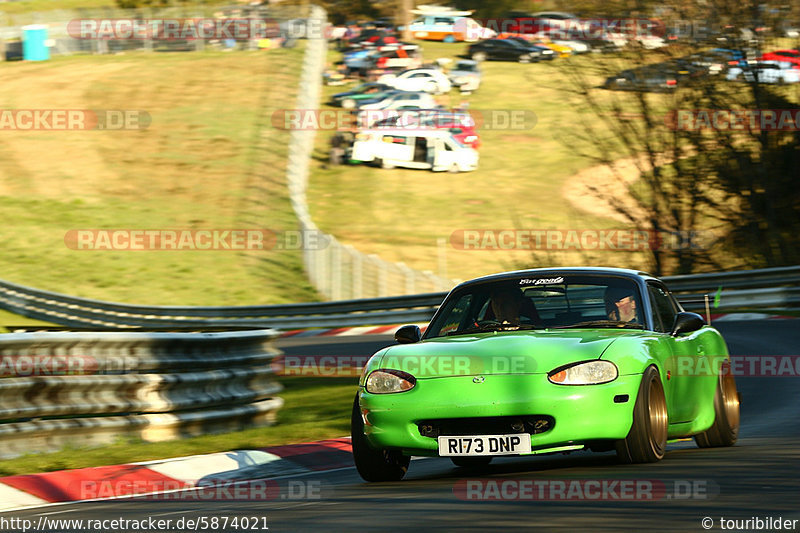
0;48;319;306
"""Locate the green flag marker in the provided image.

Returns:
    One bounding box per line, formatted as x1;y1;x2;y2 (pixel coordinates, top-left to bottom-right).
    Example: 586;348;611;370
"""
713;286;722;308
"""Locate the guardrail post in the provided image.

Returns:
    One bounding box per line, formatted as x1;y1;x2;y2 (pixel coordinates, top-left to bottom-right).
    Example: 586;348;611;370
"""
377;258;388;297
399;263;415;295
331;244;342;301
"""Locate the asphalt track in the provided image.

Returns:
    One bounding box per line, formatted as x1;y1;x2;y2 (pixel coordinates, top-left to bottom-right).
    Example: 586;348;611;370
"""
2;320;798;532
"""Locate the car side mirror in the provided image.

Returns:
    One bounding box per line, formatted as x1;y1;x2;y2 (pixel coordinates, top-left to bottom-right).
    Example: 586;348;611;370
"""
671;312;705;336
395;324;421;344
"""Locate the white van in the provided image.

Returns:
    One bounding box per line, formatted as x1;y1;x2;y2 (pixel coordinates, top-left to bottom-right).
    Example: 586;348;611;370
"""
405;6;496;42
350;129;478;172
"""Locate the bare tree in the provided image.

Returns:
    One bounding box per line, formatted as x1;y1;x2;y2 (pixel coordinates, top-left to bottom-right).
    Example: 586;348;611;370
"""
555;0;799;275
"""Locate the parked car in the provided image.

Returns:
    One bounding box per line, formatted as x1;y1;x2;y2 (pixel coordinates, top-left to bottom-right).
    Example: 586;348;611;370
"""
352;267;739;481
350;128;478;172
377;68;452;94
726;61;800;84
468;38;539;62
529;38;574;58
682;52;731;75
448;59;482;92
373;45;423;71
343;29;399;51
370;110;481;149
711;48;749;67
760;50;800;69
358;91;438;112
344;44;421;75
530;31;591;53
604;66;679;92
657;59;710;82
330;82;393;109
503;36;556;60
528;11;586;30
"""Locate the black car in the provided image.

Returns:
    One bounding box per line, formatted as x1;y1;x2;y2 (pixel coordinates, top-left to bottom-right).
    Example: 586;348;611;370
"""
503;36;557;61
603;67;679;93
655;60;709;83
468;38;538;63
329;83;393;108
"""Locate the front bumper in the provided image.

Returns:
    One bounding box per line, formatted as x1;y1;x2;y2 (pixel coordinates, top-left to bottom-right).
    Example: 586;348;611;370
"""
358;373;641;455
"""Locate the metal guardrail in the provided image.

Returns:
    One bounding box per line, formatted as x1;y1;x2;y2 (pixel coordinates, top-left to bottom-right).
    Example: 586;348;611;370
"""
0;330;283;459
0;266;797;331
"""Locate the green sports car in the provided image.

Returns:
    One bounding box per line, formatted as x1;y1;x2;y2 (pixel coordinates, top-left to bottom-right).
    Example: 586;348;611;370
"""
351;267;740;481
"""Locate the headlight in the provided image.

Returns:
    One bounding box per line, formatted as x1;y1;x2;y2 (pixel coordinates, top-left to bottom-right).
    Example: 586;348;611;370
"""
366;369;416;394
548;360;618;385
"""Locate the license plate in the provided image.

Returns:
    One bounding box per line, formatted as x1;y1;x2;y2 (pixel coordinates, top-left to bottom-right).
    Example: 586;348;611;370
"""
438;434;532;456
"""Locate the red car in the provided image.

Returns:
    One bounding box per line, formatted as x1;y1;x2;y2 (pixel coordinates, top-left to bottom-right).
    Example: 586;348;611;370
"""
370;110;481;149
760;50;800;69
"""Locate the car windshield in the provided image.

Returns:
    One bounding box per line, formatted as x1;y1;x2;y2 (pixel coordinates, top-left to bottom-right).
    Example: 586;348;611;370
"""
425;274;645;338
454;62;478;72
504;39;527;48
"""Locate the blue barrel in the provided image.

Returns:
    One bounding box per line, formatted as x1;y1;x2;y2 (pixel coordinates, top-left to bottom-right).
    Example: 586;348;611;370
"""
22;24;50;61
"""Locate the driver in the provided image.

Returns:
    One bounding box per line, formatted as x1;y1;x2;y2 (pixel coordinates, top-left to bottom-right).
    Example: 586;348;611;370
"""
490;287;524;325
605;286;638;323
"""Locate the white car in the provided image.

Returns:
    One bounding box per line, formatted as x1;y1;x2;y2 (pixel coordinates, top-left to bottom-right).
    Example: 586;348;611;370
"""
358;91;437;112
726;61;800;84
350;129;478;172
377;68;452;94
448;60;481;92
552;39;590;53
602;32;666;50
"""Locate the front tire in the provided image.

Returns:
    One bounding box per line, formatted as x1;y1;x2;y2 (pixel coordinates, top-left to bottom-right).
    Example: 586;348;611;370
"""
351;395;410;482
616;366;668;463
695;366;739;448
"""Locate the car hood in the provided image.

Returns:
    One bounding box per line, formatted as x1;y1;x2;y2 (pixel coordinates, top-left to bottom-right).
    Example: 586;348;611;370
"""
376;329;638;378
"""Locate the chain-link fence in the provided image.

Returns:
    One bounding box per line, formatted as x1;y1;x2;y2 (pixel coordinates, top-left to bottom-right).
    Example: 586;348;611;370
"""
285;5;455;300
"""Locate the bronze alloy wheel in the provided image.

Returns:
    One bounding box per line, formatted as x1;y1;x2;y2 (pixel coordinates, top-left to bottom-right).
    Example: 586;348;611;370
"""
695;364;740;448
647;376;669;457
616;366;668;463
721;373;740;430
